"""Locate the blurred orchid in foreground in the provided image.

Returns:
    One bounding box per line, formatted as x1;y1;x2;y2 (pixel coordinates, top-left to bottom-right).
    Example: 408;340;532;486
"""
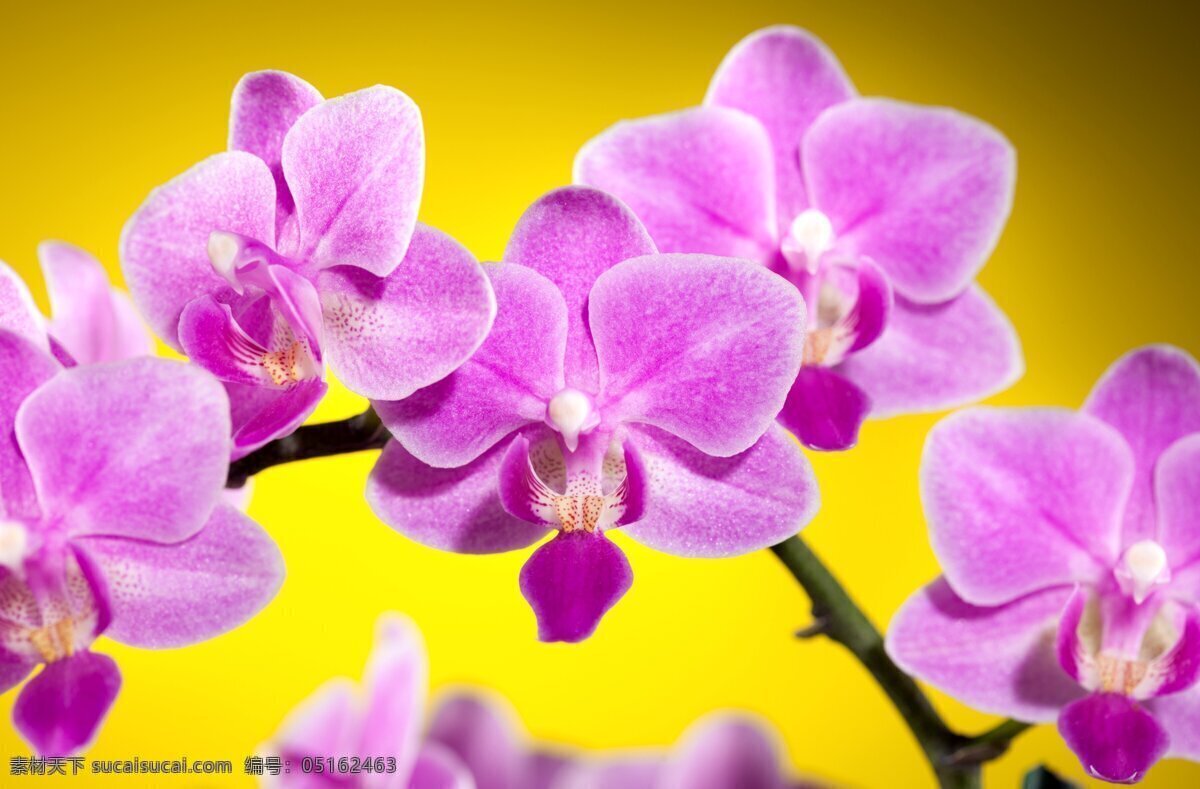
888;346;1200;783
576;25;1022;451
0;339;283;755
557;714;817;789
0;242;152;366
121;70;495;458
367;187;818;642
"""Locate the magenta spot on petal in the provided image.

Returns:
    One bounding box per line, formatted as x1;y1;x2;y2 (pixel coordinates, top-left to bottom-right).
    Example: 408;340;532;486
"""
519;531;632;643
1057;693;1168;784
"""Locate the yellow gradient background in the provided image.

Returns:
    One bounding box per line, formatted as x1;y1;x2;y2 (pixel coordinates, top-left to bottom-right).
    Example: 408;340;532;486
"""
2;1;1198;786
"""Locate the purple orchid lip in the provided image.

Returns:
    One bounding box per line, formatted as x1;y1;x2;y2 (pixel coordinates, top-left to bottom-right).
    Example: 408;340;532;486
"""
575;25;1023;451
887;344;1200;782
368;186;821;642
121;71;496;458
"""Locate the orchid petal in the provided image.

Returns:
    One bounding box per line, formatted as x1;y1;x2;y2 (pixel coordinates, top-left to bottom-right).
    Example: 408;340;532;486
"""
39;241;153;365
503;187;655;391
591;254;804;457
275;678;362;763
282;86;423;276
804;99;1015;303
574;107;777;261
886;579;1081;721
428;694;528;789
408;744;474;789
360;614;426;782
367;438;550;554
663;715;788;789
557;759;663;789
178;297;277;386
0;261;48;352
623;424;817;557
1057;693;1168;784
1084;345;1200;545
1148;684;1200;760
837;286;1022;418
227;379;327;460
921;408;1129;604
320;224;495;401
1145;610;1200;698
777;366;869;452
229;70;324;223
378;263;565;468
0;331;59;520
519;530;632;643
1157;435;1200;598
73;504;283;648
704;25;855;221
1055;587;1089;686
16;358;230;542
13;650;121;756
120;151;277;347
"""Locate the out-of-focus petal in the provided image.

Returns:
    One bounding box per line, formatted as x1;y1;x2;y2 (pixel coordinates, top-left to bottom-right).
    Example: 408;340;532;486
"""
0;261;48;352
0;331;59;520
120;152;277;347
282;86;423;277
502;187;655;391
74;504;283;648
777;366;869;452
804;99;1015;304
1084;345;1200;545
407;743;475;789
886;578;1081;721
921;409;1129;604
39;241;153;365
591;254;804;457
227;379;327;461
1057;693;1168;784
574;107;777;261
320;224;495;401
360;614;427;784
837;286;1022;418
16;358;230;542
705;25;856;221
378;264;564;468
1149;683;1200;760
662;715;789;789
556;758;663;789
275;678;362;763
13;650;121;756
228;70;324;222
623;424;817;558
519;530;632;643
366;439;550;554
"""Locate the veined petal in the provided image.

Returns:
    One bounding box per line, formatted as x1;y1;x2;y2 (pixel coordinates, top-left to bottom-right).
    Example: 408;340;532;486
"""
837;286;1022;418
503;187;655;391
320;224;495;401
921;409;1129;605
663;715;789;789
360;614;426;783
777;366;869;452
0;261;48;351
13;650;121;756
39;241;153;365
1157;435;1200;598
378;263;565;468
16;358;230;543
227;378;327;460
1057;693;1168;784
73;504;284;648
574;107;777;261
120;151;277;348
282;85;424;276
366;438;550;554
228;70;324;223
519;530;632;643
886;579;1081;721
591;254;804;457
179;297;282;387
0;331;59;520
623;424;817;558
1084;345;1200;546
704;25;856;221
804;99;1015;304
